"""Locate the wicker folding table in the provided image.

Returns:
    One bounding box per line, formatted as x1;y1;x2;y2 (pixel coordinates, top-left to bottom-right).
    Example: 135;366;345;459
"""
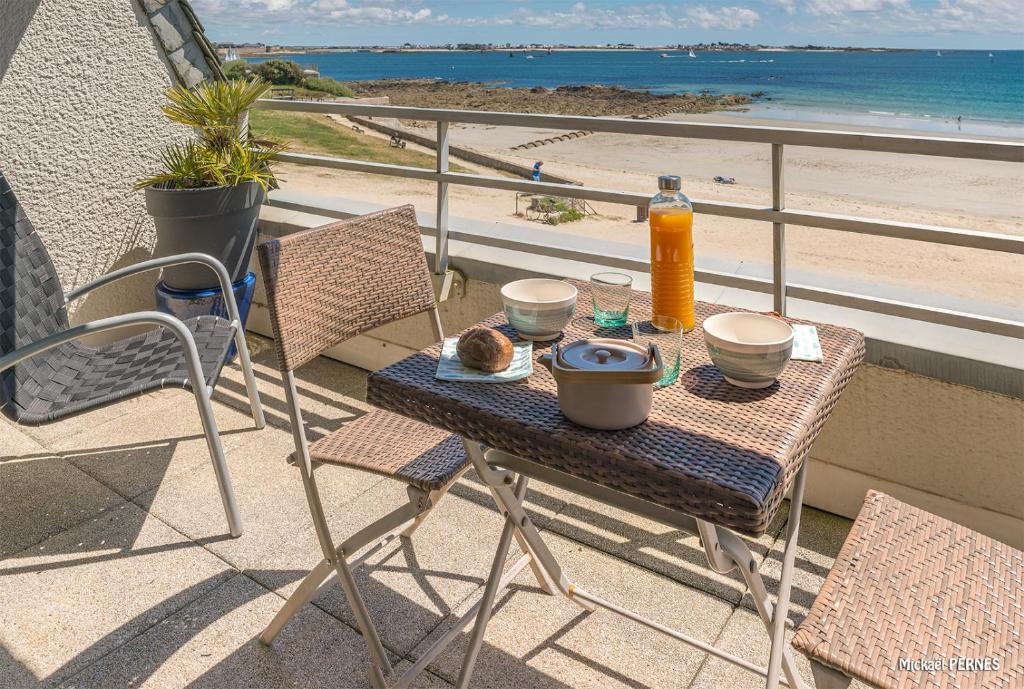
367;283;864;689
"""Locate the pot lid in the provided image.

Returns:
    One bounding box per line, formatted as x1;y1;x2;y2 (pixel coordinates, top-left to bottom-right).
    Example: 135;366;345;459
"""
558;339;651;371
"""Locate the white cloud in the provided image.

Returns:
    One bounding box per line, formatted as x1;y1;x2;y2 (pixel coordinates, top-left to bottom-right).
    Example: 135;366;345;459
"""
193;0;1021;38
804;0;908;17
767;0;798;13
803;0;1024;33
687;5;760;29
193;0;434;24
447;2;758;31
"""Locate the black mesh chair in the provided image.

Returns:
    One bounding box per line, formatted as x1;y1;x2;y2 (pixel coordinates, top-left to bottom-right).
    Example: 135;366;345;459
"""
0;169;264;537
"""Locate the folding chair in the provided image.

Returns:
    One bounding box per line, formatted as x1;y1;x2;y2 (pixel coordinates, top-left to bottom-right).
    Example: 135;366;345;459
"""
255;205;473;687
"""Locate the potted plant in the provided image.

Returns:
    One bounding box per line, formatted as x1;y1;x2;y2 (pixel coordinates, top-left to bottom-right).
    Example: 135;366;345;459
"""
136;78;283;290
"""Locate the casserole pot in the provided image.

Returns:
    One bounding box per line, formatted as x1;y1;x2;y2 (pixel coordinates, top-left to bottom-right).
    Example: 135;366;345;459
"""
540;338;663;430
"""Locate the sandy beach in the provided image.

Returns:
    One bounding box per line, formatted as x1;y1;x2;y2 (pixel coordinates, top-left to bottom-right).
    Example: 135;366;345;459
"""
275;110;1024;311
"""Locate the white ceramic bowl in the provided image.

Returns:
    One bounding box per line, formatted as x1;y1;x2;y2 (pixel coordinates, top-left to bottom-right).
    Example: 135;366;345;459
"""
702;312;794;389
501;279;577;341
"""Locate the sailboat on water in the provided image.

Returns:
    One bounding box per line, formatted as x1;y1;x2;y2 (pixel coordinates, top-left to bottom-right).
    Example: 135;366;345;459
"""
688;49;697;58
936;50;942;56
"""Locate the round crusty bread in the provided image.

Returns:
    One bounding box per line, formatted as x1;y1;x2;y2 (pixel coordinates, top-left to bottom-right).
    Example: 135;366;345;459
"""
457;326;514;372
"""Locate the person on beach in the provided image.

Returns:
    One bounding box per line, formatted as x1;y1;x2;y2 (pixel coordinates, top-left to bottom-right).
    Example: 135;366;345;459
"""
532;160;543;182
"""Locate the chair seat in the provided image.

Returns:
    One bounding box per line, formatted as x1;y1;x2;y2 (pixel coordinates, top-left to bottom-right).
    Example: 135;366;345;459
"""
309;410;468;491
792;490;1023;689
2;315;234;424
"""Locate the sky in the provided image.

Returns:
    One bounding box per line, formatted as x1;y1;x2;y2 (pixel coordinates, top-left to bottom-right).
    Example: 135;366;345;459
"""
192;0;1024;50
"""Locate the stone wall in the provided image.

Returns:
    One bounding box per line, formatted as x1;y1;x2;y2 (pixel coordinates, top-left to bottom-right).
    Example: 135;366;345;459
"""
0;0;215;323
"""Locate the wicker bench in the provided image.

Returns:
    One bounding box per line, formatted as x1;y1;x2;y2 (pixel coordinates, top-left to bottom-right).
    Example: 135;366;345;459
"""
793;491;1022;689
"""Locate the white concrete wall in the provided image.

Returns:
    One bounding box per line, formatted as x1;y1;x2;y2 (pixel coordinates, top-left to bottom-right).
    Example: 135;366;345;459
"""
0;0;186;322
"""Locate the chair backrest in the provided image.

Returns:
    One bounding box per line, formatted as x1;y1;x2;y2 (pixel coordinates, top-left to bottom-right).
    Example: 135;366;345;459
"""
0;170;70;418
258;205;437;372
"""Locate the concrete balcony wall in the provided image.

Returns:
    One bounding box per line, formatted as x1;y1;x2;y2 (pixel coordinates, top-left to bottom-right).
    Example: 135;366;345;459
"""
0;0;216;325
252;206;1023;548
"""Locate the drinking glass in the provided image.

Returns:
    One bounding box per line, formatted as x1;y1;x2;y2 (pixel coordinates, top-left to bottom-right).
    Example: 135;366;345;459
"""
590;272;632;326
632;315;684;388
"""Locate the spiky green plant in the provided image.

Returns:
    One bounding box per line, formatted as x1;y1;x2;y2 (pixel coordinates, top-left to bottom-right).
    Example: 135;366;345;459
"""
136;78;284;192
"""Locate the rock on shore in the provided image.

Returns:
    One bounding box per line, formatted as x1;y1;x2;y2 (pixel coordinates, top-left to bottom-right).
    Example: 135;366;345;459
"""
346;79;754;117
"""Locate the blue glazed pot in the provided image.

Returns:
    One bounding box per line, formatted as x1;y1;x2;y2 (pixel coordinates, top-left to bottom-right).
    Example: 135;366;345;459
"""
155;271;256;364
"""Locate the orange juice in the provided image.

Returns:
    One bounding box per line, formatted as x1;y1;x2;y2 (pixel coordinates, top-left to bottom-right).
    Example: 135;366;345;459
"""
649;176;695;330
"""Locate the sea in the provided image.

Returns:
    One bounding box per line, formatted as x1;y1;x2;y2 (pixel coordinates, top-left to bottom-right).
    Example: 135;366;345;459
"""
247;49;1024;137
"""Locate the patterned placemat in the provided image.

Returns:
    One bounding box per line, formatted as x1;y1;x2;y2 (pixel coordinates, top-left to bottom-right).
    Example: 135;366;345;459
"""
791;324;823;362
435;338;534;382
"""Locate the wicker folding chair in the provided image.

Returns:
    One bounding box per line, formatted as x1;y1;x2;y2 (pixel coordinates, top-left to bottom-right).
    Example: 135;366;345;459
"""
255;205;472;688
0;169;265;537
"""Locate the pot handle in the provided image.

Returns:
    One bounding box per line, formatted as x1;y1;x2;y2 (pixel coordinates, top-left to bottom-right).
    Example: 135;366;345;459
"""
538;345;555;372
648;343;662;373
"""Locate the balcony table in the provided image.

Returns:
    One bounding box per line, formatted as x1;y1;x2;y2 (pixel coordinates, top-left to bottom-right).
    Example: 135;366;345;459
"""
367;281;864;689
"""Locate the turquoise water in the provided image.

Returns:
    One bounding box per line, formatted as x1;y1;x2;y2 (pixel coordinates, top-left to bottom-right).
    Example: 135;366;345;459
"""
248;50;1024;135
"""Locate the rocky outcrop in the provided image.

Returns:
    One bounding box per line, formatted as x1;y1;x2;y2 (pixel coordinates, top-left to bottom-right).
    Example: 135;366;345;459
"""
348;79;755;118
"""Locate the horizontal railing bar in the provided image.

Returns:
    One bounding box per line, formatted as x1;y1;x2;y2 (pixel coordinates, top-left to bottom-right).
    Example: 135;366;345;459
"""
274;151;439;180
266;193;1019;338
776;209;1024;254
265;189;770;292
257;99;1024;162
786;284;1024;338
273;151;1024;254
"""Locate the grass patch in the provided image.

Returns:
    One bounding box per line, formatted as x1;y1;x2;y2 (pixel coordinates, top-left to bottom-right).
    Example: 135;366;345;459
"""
250;110;469;171
302;76;356;98
531;196;586;224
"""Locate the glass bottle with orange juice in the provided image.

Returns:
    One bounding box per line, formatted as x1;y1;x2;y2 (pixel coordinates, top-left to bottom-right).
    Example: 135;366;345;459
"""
649;175;695;331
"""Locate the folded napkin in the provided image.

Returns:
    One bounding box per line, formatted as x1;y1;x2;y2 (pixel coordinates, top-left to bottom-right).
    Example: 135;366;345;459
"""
435;338;534;382
791;324;823;362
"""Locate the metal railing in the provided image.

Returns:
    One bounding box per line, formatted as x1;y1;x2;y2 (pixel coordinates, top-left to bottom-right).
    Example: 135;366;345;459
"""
254;99;1024;338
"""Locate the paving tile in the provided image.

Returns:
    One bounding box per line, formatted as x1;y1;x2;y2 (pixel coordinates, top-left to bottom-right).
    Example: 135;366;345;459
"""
0;452;124;558
2;418;50;457
686;604;871;689
55;573;450;689
546;493;789;605
0;502;234;688
215;335;372;437
256;477;519;658
412;531;734;689
740;505;853;625
135;426;384;575
7;390;182;449
53;393;264;500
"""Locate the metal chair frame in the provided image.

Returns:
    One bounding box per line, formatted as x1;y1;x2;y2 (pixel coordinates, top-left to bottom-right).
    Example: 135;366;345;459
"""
457;441;811;689
0;252;266;537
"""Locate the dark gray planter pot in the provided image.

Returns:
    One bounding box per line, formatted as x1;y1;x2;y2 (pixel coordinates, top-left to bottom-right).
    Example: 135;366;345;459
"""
144;181;265;290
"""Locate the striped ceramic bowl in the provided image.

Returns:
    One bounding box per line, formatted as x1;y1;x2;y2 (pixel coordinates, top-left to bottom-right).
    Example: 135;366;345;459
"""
501;278;577;341
703;312;794;389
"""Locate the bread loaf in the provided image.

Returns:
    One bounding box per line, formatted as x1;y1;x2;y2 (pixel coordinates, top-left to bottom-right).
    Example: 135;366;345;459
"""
457;327;514;372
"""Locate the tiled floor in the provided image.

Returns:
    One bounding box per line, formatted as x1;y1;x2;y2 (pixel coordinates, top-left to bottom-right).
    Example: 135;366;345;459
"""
1;336;863;689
